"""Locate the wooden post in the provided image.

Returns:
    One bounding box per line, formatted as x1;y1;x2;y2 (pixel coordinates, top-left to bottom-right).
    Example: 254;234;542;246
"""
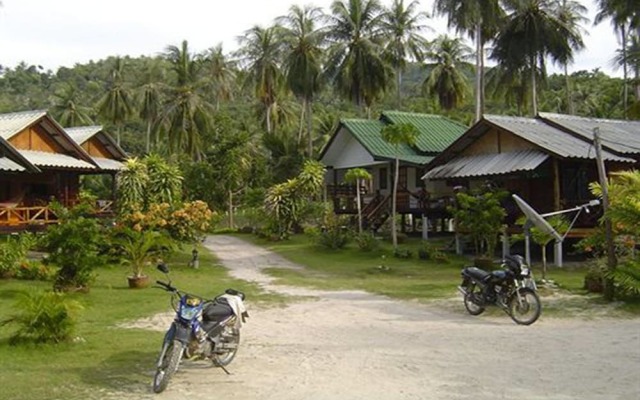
552;159;561;210
594;127;617;300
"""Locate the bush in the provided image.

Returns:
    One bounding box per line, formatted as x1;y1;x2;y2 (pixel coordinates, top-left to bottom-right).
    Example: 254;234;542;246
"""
0;233;37;279
42;210;107;292
15;260;55;281
393;247;413;259
417;242;449;263
314;212;351;250
354;232;379;252
584;264;606;293
1;291;82;344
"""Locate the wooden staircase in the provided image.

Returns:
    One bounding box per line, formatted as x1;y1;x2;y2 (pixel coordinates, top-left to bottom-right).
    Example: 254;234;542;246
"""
361;194;391;232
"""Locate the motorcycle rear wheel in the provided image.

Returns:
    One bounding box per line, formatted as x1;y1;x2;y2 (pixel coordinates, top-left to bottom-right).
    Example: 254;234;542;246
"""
153;339;183;393
212;328;240;367
463;288;485;316
508;288;541;325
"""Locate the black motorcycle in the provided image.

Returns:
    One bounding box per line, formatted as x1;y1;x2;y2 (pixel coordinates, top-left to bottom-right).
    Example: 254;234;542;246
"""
152;263;248;393
458;254;541;325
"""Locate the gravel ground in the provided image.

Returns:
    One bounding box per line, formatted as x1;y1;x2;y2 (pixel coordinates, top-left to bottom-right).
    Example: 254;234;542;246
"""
119;235;640;400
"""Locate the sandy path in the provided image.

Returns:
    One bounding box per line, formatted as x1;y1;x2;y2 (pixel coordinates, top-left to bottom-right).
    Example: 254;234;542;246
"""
125;235;640;400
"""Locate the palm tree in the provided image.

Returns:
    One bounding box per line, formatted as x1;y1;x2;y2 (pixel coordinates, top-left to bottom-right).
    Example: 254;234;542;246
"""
52;83;94;127
595;0;640;119
381;123;418;249
433;0;504;121
161;40;213;160
203;44;236;111
423;35;472;110
96;57;133;145
325;0;390;118
237;26;284;134
491;0;583;116
138;60;164;154
379;0;430;107
344;168;372;234
277;5;326;157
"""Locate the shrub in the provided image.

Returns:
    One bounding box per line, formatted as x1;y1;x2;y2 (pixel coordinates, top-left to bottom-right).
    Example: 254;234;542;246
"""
354;232;379;252
393;247;413;259
1;291;82;344
314;212;351;250
15;260;55;281
42;210;107;292
417;241;449;263
0;233;37;279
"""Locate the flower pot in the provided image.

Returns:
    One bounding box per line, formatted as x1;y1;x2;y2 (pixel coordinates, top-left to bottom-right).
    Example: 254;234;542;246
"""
128;275;150;289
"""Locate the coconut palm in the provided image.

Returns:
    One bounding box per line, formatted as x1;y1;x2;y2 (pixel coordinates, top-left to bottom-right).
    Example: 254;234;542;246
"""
379;0;430;107
595;0;640;119
325;0;390;118
52;83;94;127
344;168;372;234
277;5;326;157
423;35;472;110
433;0;504;121
161;40;213;160
203;44;237;111
96;57;133;145
491;0;584;116
237;26;284;134
552;0;588;115
381;123;418;249
138;60;164;154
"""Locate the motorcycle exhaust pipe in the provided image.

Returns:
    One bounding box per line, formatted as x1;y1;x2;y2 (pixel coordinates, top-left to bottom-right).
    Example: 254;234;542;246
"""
457;286;468;296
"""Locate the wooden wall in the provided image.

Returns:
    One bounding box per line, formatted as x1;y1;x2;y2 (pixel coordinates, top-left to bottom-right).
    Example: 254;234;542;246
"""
82;137;112;158
464;127;536;155
8;125;65;153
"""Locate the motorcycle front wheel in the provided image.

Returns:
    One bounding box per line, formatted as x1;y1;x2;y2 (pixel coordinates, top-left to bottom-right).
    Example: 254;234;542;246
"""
153;339;184;393
212;328;240;367
463;287;485;316
508;288;541;325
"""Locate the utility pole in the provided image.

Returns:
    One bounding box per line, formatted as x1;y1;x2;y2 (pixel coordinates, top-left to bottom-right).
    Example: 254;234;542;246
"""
593;127;617;300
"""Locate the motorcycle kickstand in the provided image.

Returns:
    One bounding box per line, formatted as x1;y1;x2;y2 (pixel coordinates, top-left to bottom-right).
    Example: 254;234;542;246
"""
219;365;231;375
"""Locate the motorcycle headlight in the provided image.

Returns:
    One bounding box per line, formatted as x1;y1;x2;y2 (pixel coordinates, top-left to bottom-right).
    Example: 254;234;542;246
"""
521;267;530;277
179;305;200;320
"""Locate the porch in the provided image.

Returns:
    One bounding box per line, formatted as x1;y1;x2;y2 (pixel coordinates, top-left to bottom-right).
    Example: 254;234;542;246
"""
0;200;115;232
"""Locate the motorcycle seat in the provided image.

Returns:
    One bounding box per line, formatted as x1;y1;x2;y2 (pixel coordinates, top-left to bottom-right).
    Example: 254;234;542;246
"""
203;298;234;322
462;266;491;281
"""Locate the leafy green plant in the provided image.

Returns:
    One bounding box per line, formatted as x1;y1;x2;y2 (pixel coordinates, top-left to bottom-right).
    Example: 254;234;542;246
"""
417;241;449;263
111;227;175;279
515;215;569;280
449;189;507;257
41;207;107;292
393;247;413;259
313;211;351;250
0;233;37;279
354;232;379;252
15;260;55;281
1;291;82;344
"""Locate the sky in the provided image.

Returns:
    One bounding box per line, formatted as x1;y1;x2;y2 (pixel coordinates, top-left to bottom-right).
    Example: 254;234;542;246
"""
0;0;624;77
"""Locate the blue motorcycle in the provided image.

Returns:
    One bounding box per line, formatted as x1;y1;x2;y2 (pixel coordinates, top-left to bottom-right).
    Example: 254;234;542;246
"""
152;263;248;393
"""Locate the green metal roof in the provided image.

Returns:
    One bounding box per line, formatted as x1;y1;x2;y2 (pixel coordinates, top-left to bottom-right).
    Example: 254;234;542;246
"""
341;119;434;166
381;111;468;153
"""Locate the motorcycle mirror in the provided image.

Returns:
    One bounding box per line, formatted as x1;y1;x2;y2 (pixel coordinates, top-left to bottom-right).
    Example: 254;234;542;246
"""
157;262;170;274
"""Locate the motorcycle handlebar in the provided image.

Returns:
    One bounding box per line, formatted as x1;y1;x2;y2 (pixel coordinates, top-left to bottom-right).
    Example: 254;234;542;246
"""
156;280;176;292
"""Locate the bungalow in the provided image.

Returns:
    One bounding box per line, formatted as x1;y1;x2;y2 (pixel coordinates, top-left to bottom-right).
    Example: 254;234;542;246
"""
319;111;467;234
423;114;638;237
0;110;124;231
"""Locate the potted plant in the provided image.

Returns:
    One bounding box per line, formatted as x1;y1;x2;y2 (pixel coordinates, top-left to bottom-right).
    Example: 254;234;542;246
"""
113;228;174;288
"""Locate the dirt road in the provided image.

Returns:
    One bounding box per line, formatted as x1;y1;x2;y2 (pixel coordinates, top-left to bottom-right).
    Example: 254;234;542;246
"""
127;235;640;400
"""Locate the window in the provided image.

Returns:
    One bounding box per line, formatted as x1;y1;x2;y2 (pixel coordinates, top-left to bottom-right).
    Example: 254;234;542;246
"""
562;166;590;202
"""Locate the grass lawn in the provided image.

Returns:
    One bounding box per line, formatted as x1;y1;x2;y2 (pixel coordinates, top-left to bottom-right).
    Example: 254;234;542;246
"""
240;233;640;317
0;245;287;400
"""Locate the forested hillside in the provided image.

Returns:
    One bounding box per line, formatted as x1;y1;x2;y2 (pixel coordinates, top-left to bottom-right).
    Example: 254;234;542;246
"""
0;0;637;213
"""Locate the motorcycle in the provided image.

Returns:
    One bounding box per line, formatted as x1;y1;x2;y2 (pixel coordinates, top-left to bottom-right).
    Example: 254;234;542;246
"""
457;254;541;325
152;263;248;393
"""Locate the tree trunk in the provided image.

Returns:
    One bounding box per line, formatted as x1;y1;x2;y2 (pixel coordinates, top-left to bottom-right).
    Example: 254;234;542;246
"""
531;56;538;116
116;125;122;146
306;98;314;158
621;26;628;119
356;178;363;234
474;23;484;122
145;120;151;154
266;104;272;134
298;98;306;146
542;242;547;281
564;64;574;115
392;158;399;248
396;66;402;109
228;189;234;229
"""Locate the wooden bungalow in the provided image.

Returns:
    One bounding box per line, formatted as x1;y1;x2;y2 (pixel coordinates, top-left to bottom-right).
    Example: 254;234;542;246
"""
422;114;638;239
65;126;127;215
0;110;122;231
319;111;467;234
